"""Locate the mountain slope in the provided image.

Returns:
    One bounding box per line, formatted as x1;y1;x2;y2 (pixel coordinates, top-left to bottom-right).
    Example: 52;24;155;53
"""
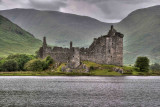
0;15;41;57
1;6;160;64
0;9;110;47
115;5;160;64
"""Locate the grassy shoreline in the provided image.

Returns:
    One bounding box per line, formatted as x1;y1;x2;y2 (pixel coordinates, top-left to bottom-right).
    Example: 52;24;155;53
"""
0;60;159;76
0;71;159;76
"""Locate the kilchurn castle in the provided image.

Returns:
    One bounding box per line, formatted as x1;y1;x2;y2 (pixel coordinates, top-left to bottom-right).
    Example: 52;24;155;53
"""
38;25;124;66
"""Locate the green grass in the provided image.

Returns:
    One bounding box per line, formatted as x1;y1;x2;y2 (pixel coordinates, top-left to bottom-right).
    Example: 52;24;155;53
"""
83;61;101;67
90;69;122;76
0;71;91;76
0;71;159;76
83;61;132;76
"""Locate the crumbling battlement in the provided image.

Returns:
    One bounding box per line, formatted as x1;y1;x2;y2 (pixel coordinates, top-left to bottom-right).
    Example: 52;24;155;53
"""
38;25;124;66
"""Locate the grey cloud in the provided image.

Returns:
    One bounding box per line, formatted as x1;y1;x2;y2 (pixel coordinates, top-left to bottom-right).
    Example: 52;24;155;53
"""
119;0;150;4
28;0;67;10
0;0;160;22
0;0;3;4
76;0;160;22
76;0;149;4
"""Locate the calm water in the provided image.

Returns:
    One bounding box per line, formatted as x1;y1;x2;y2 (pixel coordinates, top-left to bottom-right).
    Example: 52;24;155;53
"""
0;76;160;107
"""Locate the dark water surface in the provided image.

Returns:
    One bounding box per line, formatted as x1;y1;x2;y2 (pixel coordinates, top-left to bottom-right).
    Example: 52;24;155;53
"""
0;76;160;107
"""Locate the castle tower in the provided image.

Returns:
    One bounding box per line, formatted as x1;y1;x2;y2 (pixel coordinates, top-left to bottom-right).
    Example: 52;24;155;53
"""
68;48;80;69
70;41;73;49
111;25;113;31
108;25;116;36
43;36;47;48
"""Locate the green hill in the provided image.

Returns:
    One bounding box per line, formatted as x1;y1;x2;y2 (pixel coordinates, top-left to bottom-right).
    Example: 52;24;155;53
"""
0;9;110;47
116;5;160;64
1;6;160;64
0;15;42;57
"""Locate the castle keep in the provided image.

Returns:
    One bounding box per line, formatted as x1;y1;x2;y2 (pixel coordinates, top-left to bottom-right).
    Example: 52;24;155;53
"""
38;25;124;66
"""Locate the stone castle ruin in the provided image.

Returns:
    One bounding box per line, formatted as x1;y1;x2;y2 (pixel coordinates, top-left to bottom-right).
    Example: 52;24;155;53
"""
38;25;124;67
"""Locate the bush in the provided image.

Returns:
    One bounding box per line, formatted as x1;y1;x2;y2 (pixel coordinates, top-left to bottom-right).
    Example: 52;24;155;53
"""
41;56;54;70
7;54;34;71
45;56;54;65
135;57;150;72
42;60;48;70
2;59;18;71
150;63;160;71
0;64;3;71
89;66;99;71
24;59;43;71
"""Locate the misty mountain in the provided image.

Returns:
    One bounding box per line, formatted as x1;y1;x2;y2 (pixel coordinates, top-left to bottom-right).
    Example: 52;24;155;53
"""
1;6;160;64
0;15;41;57
0;9;110;47
116;5;160;64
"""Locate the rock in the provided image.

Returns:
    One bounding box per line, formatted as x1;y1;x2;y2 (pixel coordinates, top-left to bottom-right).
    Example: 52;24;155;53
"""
113;67;124;74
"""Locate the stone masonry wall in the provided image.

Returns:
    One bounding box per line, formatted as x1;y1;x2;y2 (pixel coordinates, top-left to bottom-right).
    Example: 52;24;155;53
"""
38;25;124;66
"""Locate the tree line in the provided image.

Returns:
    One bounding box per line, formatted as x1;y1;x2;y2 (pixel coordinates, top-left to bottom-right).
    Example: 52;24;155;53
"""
0;54;54;72
0;54;160;72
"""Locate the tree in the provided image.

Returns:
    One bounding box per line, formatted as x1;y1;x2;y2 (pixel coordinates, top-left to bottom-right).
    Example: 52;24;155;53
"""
2;59;18;71
135;57;150;72
24;59;43;71
7;54;34;71
150;63;160;71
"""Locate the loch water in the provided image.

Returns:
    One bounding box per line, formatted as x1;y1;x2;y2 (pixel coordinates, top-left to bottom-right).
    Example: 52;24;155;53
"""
0;76;160;107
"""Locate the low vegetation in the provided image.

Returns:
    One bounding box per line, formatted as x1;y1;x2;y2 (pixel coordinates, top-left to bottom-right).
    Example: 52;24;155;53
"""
0;54;54;72
0;54;160;76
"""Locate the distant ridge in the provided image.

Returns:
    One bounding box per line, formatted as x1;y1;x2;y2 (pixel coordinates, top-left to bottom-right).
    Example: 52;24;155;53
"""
1;6;160;64
0;8;110;47
0;15;41;56
116;5;160;64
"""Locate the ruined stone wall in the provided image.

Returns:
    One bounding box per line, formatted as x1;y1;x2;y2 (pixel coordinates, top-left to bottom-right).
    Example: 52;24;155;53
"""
68;48;81;69
112;32;123;66
39;45;73;63
38;25;124;66
80;36;107;64
107;35;123;66
50;47;73;63
79;26;123;66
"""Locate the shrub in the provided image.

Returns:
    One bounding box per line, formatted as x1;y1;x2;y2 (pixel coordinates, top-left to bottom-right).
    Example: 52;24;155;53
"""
45;56;54;65
135;57;150;72
24;59;43;71
90;66;94;70
150;63;160;72
41;56;54;70
2;59;18;71
0;64;3;71
89;66;99;71
42;60;48;70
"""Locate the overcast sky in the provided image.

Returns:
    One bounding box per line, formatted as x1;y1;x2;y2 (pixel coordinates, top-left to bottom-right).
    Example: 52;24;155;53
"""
0;0;160;23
